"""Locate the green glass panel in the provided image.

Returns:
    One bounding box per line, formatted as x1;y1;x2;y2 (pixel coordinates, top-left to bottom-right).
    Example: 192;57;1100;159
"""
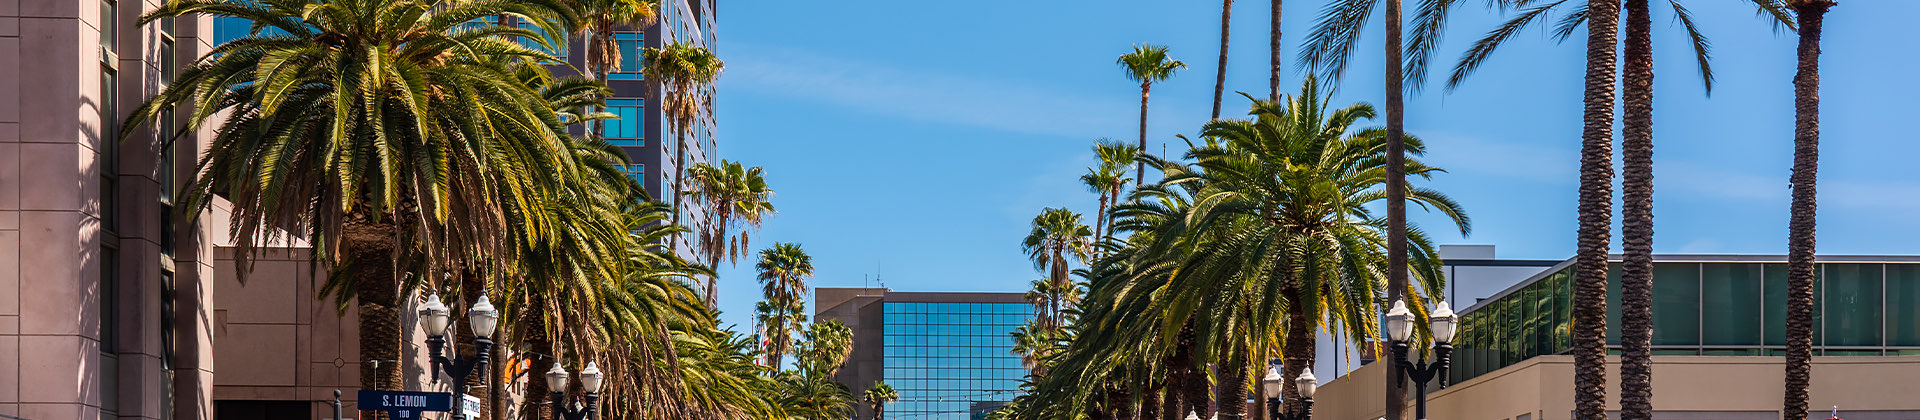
1608;263;1623;346
1535;279;1553;357
1702;263;1763;346
1653;263;1702;346
1765;263;1822;346
1555;269;1574;353
1521;282;1537;358
1823;264;1882;347
1888;265;1920;346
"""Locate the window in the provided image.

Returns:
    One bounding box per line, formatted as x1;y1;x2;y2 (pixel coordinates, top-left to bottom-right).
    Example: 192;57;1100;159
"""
623;164;645;185
101;66;117;233
601;99;644;146
1702;263;1763;346
518;20;567;60
100;248;119;420
1889;265;1920;346
1824;264;1882;347
1652;263;1701;346
609;32;645;80
99;0;116;55
1764;263;1821;346
213;16;250;44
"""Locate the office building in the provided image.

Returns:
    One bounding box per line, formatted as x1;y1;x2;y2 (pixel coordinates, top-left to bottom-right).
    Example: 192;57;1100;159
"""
1311;254;1920;420
3;0;719;418
816;288;1033;420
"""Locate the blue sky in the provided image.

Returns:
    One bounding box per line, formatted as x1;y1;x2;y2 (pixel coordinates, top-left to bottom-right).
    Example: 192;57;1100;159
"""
705;0;1920;330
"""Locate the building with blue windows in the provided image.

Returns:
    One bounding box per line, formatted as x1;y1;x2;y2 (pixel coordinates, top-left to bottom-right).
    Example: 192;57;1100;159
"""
817;288;1034;420
211;0;721;256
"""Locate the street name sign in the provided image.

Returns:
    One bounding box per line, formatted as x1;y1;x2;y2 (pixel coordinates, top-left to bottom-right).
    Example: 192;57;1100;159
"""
356;390;453;419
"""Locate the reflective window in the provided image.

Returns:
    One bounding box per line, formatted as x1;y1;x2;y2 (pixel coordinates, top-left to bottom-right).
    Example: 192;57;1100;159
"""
1825;264;1882;347
1702;263;1763;345
610;32;645;80
602;99;644;146
1890;265;1920;346
1652;263;1701;346
882;301;1031;419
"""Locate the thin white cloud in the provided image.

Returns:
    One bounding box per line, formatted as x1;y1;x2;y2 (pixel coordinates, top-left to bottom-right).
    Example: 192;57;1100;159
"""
721;43;1138;139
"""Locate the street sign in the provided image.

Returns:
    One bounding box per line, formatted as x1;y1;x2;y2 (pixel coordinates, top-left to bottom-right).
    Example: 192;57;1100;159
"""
356;390;453;420
462;394;482;418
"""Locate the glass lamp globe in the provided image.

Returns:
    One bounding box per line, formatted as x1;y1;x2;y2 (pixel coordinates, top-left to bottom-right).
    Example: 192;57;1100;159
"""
1296;367;1318;399
1262;365;1283;396
545;362;569;393
580;362;604;394
1430;301;1458;344
468;295;498;339
419;294;450;338
1385;299;1413;342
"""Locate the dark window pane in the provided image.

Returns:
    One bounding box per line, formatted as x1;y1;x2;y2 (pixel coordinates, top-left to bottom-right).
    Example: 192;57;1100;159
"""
1702;263;1763;346
1607;263;1623;346
1765;263;1822;346
1889;265;1920;346
1652;263;1701;346
1824;264;1881;347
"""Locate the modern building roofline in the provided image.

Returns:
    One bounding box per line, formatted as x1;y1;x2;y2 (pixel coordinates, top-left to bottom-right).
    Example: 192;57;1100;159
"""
1456;254;1920;314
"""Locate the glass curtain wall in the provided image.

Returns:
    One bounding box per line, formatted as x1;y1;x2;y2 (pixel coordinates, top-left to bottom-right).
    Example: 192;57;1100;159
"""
881;302;1031;420
1451;260;1920;384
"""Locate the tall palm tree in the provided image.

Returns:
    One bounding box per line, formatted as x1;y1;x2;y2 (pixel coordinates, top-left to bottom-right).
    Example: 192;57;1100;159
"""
1022;208;1094;330
1214;0;1235;119
783;320;858;420
756;242;814;369
125;0;576;404
566;0;659;139
1117;45;1187;185
1082;139;1139;249
686;160;777;303
1784;1;1836;418
641;43;724;256
863;382;900;420
1300;1;1472;412
1268;0;1283;101
1571;2;1623;419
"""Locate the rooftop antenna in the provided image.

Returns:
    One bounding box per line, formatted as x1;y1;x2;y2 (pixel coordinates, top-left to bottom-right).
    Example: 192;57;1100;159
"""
875;261;887;290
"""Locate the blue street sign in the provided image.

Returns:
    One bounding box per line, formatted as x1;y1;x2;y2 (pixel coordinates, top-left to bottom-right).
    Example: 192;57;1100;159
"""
357;390;454;419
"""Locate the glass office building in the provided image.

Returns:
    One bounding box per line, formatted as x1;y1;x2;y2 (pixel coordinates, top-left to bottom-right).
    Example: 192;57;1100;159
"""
1450;256;1920;384
882;301;1032;420
815;289;1034;420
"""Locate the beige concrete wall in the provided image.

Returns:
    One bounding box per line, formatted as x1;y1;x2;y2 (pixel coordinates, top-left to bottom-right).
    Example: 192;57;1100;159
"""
1314;355;1920;420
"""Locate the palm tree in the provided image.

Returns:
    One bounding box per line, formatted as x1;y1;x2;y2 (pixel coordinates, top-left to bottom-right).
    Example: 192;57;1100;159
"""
783;320;858;420
1117;45;1187;185
863;382;900;420
1082;139;1139;249
1167;81;1467;418
641;43;724;257
1213;0;1235;119
124;0;577;404
1022;208;1094;330
756;242;814;369
686;160;778;303
1784;1;1836;418
566;0;659;139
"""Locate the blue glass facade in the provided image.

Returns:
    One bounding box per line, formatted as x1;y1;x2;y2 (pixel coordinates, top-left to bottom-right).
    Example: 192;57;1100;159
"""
882;302;1031;420
602;99;645;146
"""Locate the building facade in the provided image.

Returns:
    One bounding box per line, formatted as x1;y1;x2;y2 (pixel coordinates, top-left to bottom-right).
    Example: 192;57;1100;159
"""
3;1;720;419
815;288;1032;420
1311;254;1920;420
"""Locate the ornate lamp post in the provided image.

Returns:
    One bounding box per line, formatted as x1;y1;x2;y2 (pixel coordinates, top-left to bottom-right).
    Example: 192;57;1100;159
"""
418;293;498;420
1263;363;1317;420
546;361;604;420
1386;299;1457;420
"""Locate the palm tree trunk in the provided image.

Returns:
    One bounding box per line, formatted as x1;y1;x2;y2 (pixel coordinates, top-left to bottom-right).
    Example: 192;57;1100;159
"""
1217;350;1249;420
1784;1;1833;418
1213;0;1233;119
1573;0;1622;419
522;310;554;420
1137;82;1151;186
1281;296;1314;415
1142;378;1163;420
1617;0;1656;419
345;222;402;420
456;273;495;420
1268;0;1282;101
1094;193;1111;248
771;313;791;369
1382;0;1409;418
1163;353;1184;420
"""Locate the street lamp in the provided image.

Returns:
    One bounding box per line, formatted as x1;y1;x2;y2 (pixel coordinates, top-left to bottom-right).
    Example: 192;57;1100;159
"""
1264;364;1316;420
547;361;603;420
419;293;497;420
1386;300;1456;420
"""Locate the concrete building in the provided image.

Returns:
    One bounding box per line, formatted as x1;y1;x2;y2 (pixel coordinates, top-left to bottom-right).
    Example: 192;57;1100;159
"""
815;288;1033;420
3;1;720;419
1310;255;1920;420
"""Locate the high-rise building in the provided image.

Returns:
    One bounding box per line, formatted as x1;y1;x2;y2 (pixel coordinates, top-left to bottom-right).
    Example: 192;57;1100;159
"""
816;288;1033;420
0;1;721;419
